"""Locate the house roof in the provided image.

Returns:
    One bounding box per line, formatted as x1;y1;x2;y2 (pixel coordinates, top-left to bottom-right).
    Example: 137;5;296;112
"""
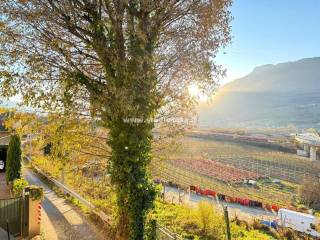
295;133;320;147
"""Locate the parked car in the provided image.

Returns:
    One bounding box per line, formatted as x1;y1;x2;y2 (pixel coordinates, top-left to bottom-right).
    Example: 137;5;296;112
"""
0;160;4;170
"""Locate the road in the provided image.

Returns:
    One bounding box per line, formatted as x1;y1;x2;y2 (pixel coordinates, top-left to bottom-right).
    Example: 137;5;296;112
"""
164;185;277;222
0;172;10;199
23;168;106;240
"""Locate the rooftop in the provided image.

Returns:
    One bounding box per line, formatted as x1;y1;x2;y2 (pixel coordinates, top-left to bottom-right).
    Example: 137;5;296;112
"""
295;133;320;147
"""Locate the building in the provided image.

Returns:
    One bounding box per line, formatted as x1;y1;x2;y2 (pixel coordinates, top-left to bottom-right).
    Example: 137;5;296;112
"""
0;112;10;171
295;133;320;161
0;131;10;172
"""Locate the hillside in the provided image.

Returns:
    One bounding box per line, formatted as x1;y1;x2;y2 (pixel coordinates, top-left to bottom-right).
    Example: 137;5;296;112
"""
198;57;320;129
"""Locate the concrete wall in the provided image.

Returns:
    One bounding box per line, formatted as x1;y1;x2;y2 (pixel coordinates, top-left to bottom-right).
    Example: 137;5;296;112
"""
310;146;318;161
28;199;41;239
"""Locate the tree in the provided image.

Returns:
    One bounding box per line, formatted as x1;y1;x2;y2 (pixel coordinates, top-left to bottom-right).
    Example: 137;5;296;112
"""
0;1;232;239
299;180;320;209
6;134;22;183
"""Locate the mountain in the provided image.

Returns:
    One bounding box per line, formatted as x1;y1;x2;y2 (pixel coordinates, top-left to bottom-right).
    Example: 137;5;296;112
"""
197;57;320;129
0;99;17;108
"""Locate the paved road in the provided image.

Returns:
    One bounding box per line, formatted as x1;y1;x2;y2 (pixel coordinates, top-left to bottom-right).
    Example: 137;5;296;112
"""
164;185;277;222
0;172;10;199
23;168;106;240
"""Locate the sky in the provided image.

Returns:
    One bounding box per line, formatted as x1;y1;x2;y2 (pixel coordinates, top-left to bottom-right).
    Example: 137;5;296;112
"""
217;0;320;84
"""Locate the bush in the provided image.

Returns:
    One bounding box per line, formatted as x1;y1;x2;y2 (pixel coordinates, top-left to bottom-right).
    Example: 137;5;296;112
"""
194;201;225;238
12;178;28;197
279;228;300;240
299;181;320;209
27;185;44;201
251;219;280;239
6;134;22;183
232;216;250;230
43;142;52;156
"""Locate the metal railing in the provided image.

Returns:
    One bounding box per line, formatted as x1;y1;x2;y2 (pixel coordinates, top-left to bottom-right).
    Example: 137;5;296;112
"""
31;165;112;224
0;197;22;237
156;224;183;240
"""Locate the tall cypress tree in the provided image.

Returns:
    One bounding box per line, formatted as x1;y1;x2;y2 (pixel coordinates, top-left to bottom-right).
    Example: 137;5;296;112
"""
6;134;22;183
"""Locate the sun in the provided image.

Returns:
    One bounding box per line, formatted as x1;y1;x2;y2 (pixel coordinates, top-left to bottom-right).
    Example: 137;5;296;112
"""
188;84;208;102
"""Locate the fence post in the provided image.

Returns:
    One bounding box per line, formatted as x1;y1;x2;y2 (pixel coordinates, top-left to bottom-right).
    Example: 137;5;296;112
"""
162;184;166;201
6;220;10;240
21;194;29;238
223;206;231;240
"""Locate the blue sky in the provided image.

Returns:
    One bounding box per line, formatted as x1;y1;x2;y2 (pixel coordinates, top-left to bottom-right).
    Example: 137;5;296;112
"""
217;0;320;84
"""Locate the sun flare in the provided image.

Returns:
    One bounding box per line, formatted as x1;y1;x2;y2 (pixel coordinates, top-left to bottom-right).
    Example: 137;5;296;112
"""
188;84;209;102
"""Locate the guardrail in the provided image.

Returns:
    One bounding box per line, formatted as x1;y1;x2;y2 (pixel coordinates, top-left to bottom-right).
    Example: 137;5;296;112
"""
31;164;112;224
156;224;183;240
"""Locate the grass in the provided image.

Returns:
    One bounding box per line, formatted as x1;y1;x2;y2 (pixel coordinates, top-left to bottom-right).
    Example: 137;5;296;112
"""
152;200;278;240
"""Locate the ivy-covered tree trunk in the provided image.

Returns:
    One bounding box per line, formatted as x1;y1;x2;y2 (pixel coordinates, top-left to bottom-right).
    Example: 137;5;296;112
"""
108;119;156;239
0;1;232;238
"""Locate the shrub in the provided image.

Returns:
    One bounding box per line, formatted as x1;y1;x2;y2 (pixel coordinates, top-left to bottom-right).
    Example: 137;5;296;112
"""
6;134;22;183
194;201;225;238
13;178;28;197
232;216;250;230
299;181;320;209
43;142;52;156
251;219;280;239
26;185;44;201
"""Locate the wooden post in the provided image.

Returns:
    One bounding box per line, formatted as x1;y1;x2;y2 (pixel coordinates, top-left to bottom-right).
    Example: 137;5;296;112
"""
162;184;165;201
61;168;65;184
6;220;10;240
223;206;231;240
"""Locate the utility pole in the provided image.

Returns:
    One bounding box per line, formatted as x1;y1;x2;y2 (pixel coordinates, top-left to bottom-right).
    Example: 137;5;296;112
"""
29;133;32;163
223;206;231;240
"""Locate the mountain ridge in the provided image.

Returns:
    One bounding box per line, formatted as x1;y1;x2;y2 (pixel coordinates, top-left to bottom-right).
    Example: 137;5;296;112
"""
221;57;320;93
197;57;320;129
